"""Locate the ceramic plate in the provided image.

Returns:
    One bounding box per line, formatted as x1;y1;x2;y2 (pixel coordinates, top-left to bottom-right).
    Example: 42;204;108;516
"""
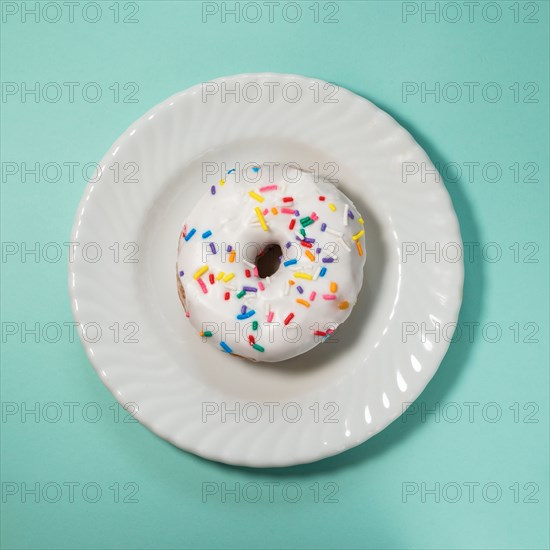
69;73;463;467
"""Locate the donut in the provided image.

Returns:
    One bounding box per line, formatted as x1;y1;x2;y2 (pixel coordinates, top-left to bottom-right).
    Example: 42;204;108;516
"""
176;164;366;362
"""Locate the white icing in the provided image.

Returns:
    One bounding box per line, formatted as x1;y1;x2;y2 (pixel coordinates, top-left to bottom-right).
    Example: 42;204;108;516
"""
177;164;366;362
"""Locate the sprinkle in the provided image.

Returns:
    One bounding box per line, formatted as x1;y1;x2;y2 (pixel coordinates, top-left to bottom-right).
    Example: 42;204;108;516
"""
330;282;338;292
348;210;354;220
245;269;251;278
339;301;350;310
303;237;315;243
328;203;336;211
343;204;349;226
252;166;260;173
300;240;313;249
323;294;337;300
184;228;196;241
254;207;268;231
267;311;274;323
220;341;232;353
252;320;258;330
258;281;265;291
186;311;190;318
321;223;327;232
211;186;216;195
299;228;306;237
294;210;300;216
236;290;246;298
352;230;365;241
209;273;215;284
209;242;217;254
227;245;232;252
296;285;304;294
319;267;327;277
223;272;235;282
260;185;278;192
179;270;184;277
220;178;225;186
237;309;256;320
228;250;236;263
248;190;264;202
282;197;294;203
284;259;297;267
318;196;325;201
197;279;208;294
310;291;317;301
227;168;236;174
316;247;322;254
356;241;363;256
322;257;335;263
288;280;295;285
359;217;364;225
339;237;351;252
194;265;208;279
253;267;259;277
281;207;295;214
289;218;296;230
311;212;319;221
248;334;255;344
271;207;278;215
305;250;315;262
296;298;310;308
216;271;225;281
243;286;257;292
300;216;313;227
313;330;327;336
285;242;292;249
242;259;255;269
241;305;247;314
326;227;343;237
284;313;294;325
201;331;213;337
252;343;265;352
202;230;212;239
224;292;230;300
294;272;313;280
313;267;321;281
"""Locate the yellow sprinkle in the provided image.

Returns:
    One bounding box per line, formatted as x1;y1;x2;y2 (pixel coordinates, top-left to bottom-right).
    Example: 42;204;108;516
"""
352;230;365;241
271;207;278;215
254;207;268;231
219;179;225;186
338;301;350;310
216;271;225;281
223;272;235;283
330;282;338;293
356;241;363;256
194;265;208;279
328;203;336;211
295;272;313;280
249;190;264;202
296;299;311;308
228;250;236;263
305;250;315;262
358;217;364;225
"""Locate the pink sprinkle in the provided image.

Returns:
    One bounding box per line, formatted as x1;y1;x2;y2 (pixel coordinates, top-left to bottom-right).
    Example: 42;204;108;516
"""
262;208;269;215
259;185;278;192
311;212;319;221
322;294;337;300
253;266;259;277
281;208;295;214
267;311;274;323
309;291;317;301
186;311;190;318
258;281;265;291
197;278;208;294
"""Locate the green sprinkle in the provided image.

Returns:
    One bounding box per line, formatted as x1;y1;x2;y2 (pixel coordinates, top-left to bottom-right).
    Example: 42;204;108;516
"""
236;290;246;299
252;321;258;330
202;331;213;337
300;216;313;227
300;228;306;237
252;343;265;352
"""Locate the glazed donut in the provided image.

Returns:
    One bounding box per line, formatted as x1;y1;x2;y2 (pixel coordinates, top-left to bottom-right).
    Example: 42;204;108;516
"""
176;164;366;362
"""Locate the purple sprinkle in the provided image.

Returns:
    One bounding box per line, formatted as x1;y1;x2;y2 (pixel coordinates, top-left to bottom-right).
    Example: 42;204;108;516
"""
316;247;321;254
304;237;315;244
321;223;327;232
348;210;354;219
227;245;232;252
209;242;217;254
278;256;283;261
296;285;304;294
322;257;335;263
285;242;291;249
294;210;300;216
241;305;247;314
211;185;216;195
243;286;258;292
179;270;184;277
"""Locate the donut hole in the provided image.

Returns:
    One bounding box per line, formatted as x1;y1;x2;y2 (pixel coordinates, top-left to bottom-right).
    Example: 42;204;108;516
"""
255;243;283;279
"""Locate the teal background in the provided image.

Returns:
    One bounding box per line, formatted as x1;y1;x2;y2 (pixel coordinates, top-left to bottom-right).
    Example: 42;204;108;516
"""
1;1;549;549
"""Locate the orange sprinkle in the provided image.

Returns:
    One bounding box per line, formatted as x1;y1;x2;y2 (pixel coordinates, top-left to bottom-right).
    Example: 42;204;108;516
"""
330;282;338;293
228;250;236;263
271;207;278;215
338;301;350;310
356;241;363;256
296;299;310;308
288;279;295;286
305;250;315;262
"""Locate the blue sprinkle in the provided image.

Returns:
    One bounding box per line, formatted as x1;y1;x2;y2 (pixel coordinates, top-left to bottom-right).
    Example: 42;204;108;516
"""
252;166;260;172
322;257;334;263
209;242;217;254
220;341;233;353
179;270;184;277
284;259;297;267
321;223;327;232
184;228;196;241
211;185;216;195
296;286;304;294
227;168;236;174
320;267;327;277
243;286;258;292
237;310;256;320
202;230;212;239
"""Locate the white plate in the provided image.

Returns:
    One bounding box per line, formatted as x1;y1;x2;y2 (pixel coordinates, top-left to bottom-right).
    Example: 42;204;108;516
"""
69;73;463;467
